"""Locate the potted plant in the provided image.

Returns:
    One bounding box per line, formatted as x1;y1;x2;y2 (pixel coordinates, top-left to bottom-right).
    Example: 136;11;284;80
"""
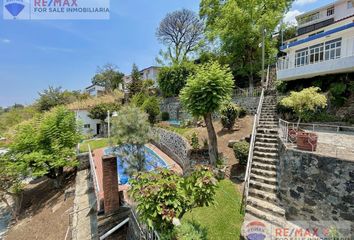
280;87;327;151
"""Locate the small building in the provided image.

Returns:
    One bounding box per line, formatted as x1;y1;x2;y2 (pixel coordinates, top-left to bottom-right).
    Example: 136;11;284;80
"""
85;84;106;97
75;110;102;136
277;0;354;81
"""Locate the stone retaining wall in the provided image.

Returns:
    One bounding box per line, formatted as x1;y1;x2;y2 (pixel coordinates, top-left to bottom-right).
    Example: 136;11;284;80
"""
152;127;192;171
232;97;260;114
278;141;354;224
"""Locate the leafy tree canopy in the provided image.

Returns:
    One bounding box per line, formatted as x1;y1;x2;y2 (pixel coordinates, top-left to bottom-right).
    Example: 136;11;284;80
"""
92;63;124;92
9;106;82;187
158;62;196;97
128;64;143;96
200;0;293;88
280;87;327;125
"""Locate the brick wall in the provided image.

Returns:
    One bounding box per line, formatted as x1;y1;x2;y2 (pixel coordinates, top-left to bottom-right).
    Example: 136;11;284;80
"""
102;155;120;214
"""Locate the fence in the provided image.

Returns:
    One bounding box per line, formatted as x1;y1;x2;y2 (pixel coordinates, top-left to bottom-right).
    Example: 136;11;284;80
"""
88;144;101;212
233;86;263;98
126;210;160;240
279;119;354;158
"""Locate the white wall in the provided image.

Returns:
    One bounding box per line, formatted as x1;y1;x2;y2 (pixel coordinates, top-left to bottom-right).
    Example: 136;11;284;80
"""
76;110;101;136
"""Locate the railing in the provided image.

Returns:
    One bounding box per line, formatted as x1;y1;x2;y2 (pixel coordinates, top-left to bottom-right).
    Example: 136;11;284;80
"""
233;86;263;98
265;65;270;90
127;210;160;240
241;88;265;211
279;119;354;157
88;144;101;212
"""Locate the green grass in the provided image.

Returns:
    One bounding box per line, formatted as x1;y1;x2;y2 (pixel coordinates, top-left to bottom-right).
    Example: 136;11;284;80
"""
79;138;110;153
182;180;244;240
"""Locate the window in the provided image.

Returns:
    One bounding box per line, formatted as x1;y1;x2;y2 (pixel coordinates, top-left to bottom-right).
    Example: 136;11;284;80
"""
325;38;342;60
309;43;324;64
298;12;320;25
348;1;353;9
327;7;334;16
295;48;309;67
84;124;91;129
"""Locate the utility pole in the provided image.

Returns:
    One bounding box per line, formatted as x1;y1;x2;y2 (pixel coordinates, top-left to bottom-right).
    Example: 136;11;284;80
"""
261;28;266;87
107;110;110;138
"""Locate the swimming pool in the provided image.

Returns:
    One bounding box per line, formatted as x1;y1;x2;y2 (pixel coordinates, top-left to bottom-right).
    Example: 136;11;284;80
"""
104;146;168;185
167;119;181;126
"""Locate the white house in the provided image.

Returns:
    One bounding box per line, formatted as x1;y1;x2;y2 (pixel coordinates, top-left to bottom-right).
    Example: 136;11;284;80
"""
85;84;106;97
277;0;354;81
75;110;102;136
123;66;161;91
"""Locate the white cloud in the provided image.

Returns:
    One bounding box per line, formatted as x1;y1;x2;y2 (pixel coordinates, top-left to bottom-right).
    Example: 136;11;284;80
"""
0;38;11;44
284;10;304;26
294;0;318;6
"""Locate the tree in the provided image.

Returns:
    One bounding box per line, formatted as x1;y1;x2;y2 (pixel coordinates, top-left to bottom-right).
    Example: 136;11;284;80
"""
111;106;152;176
88;102;121;136
280;87;327;127
158;62;196;97
128;64;143;95
220;103;239;130
129;166;217;232
156;9;204;65
9;106;82;187
180;61;234;165
92;63;124;92
200;0;293;91
36;86;89;112
0;153;26;221
142;96;161;124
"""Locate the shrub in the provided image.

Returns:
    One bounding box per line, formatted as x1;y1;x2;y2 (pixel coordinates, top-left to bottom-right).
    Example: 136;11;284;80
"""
161;112;170;121
131;92;148;107
141;96;161;124
158;63;196;97
129;167;217;231
329;82;347;107
190;132;200;150
174;222;207;240
238;107;247;118
233;141;249;165
220;103;239;130
275;80;287;94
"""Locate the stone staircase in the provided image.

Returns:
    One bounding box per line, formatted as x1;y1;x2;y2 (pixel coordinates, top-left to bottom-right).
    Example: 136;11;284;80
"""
244;95;287;227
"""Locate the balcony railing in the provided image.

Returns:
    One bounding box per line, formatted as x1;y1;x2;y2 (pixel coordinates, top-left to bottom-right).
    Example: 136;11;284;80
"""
277;38;354;71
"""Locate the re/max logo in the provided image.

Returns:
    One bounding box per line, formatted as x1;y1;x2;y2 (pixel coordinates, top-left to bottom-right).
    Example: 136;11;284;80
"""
34;0;78;7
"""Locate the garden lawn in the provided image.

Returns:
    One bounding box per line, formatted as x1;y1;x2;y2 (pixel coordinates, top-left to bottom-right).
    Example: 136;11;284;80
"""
79;138;110;153
182;180;244;240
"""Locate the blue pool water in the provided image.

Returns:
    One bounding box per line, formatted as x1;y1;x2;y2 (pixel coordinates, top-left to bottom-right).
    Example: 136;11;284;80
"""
167;119;181;126
104;146;168;185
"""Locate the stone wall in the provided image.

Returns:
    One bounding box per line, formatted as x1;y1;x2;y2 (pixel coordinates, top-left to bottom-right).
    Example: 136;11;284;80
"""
278;141;354;224
152;127;191;171
232;96;260;114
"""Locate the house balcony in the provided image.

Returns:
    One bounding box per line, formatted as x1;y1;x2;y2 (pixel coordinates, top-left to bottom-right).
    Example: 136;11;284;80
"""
277;38;354;81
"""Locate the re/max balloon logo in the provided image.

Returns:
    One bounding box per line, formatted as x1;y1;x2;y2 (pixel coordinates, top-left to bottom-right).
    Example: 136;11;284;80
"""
5;0;25;18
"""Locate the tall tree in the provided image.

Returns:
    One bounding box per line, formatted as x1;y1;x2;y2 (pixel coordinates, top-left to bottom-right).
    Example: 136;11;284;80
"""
92;63;124;92
156;9;204;65
111;106;152;176
200;0;293;91
9;107;82;188
180;61;234;165
128;64;143;96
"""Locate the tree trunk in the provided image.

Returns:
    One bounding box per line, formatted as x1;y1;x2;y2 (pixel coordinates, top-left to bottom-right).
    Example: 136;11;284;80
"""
248;74;254;96
204;113;218;166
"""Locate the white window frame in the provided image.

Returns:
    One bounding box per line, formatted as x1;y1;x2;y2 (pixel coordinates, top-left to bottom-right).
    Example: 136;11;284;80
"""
348;1;353;9
295;48;309;67
325;38;342;60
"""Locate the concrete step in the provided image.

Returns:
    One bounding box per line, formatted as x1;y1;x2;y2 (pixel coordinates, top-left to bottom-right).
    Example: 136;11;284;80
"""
256;133;278;138
258;124;278;129
257;128;278;134
249;180;277;193
254;146;278;154
255;142;278;149
255;137;278;144
245;205;285;227
259;117;278;121
251;168;277;178
254;151;278;159
253;156;278;165
250;173;277;185
248;188;279;204
252;162;277;171
247;197;285;218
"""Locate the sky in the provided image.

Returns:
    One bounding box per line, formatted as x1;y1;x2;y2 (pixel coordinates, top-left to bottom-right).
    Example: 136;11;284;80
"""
0;0;336;107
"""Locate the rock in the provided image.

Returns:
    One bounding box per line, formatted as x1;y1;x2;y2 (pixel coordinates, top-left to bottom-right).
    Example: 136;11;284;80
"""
228;140;238;148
